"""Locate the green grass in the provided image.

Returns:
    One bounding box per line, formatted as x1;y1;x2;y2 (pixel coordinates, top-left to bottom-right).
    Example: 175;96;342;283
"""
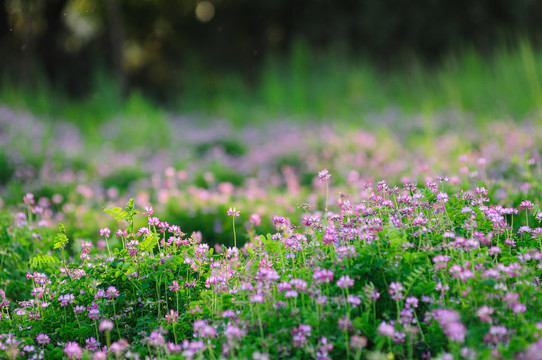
2;39;542;128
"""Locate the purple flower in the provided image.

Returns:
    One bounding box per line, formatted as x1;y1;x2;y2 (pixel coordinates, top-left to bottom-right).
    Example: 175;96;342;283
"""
346;295;361;308
436;192;449;204
99;228;111;238
405;296;418;308
336;275;354;289
489;246;502;256
520;201;534;211
88;308;100;320
58;293;75;307
477;306;494;322
377;321;395;337
250;294;265;303
166;310;179;324
194;320;217;338
434;309;466;343
518;226;532;234
318;169;332;182
85;337;101;351
249;214;261;226
148;332;166;347
99;319;114;332
110;340;128;356
227;207;240;217
106;286;119;299
169;280;181;292
36;334;50;345
285;290;298;298
291;325;312;347
313;268;334;284
64;342;83;359
93;351;107;360
389;282;404;301
224;325;244;341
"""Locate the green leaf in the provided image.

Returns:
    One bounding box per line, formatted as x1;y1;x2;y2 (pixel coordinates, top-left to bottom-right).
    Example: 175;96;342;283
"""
104;205;129;222
29;253;58;269
53;223;69;250
139;234;158;252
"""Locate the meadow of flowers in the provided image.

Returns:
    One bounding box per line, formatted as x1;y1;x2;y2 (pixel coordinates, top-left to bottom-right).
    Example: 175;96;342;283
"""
1;103;542;359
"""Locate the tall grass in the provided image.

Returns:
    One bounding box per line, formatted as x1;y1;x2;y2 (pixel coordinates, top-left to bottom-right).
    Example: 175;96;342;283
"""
179;39;542;125
1;40;542;128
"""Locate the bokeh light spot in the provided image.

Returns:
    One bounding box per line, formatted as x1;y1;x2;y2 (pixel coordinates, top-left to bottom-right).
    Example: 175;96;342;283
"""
195;1;215;23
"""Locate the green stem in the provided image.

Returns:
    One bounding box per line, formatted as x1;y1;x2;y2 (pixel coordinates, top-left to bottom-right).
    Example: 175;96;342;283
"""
105;237;112;257
94;321;99;340
325;182;329;227
172;323;178;343
232;217;237;248
112;302;121;339
413;311;425;342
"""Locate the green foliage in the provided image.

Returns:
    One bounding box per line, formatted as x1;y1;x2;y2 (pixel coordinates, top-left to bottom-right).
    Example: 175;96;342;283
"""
104;206;129;223
28;253;58;269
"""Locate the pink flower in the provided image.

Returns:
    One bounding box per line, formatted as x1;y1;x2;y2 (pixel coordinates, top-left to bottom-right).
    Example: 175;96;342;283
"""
336;275;354;289
389;282;404;301
116;229;128;238
520;201;534;211
489;246;501;256
93;351;107;360
249;214;261;226
64;342;83;359
142;206;154;216
99;228;111;238
313;268;334;284
166;310;179;323
317;169;332;182
347;295;361;308
224;325;244;341
36;334;50;345
434;309;466;343
436;192;449;204
477;306;494;322
227;207;240;217
169;280;181;292
377;321;395;337
106;286;119;299
99;319;114;332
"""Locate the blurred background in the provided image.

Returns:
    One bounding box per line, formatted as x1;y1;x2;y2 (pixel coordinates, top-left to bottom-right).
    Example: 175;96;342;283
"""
2;0;542;121
1;0;542;247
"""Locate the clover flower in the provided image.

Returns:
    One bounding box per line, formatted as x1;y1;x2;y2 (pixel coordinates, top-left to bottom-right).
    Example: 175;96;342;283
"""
520;201;534;211
249;214;261;226
148;332;166;347
169;280;181;292
389;282;404;301
227;207;240;217
106;286;119;299
64;342;83;359
317;169;332;182
336;275;354;289
99;228;111;238
36;334;50;345
99;319;114;332
85;337;101;351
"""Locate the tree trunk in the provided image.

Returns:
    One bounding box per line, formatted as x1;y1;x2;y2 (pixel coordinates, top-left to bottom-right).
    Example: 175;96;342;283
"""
106;0;127;97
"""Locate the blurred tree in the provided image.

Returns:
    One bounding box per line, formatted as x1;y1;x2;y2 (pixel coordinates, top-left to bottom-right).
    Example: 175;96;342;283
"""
105;0;126;95
1;0;541;101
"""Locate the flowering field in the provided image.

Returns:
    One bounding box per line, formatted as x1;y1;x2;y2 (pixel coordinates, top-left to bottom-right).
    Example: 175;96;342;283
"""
1;103;542;360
